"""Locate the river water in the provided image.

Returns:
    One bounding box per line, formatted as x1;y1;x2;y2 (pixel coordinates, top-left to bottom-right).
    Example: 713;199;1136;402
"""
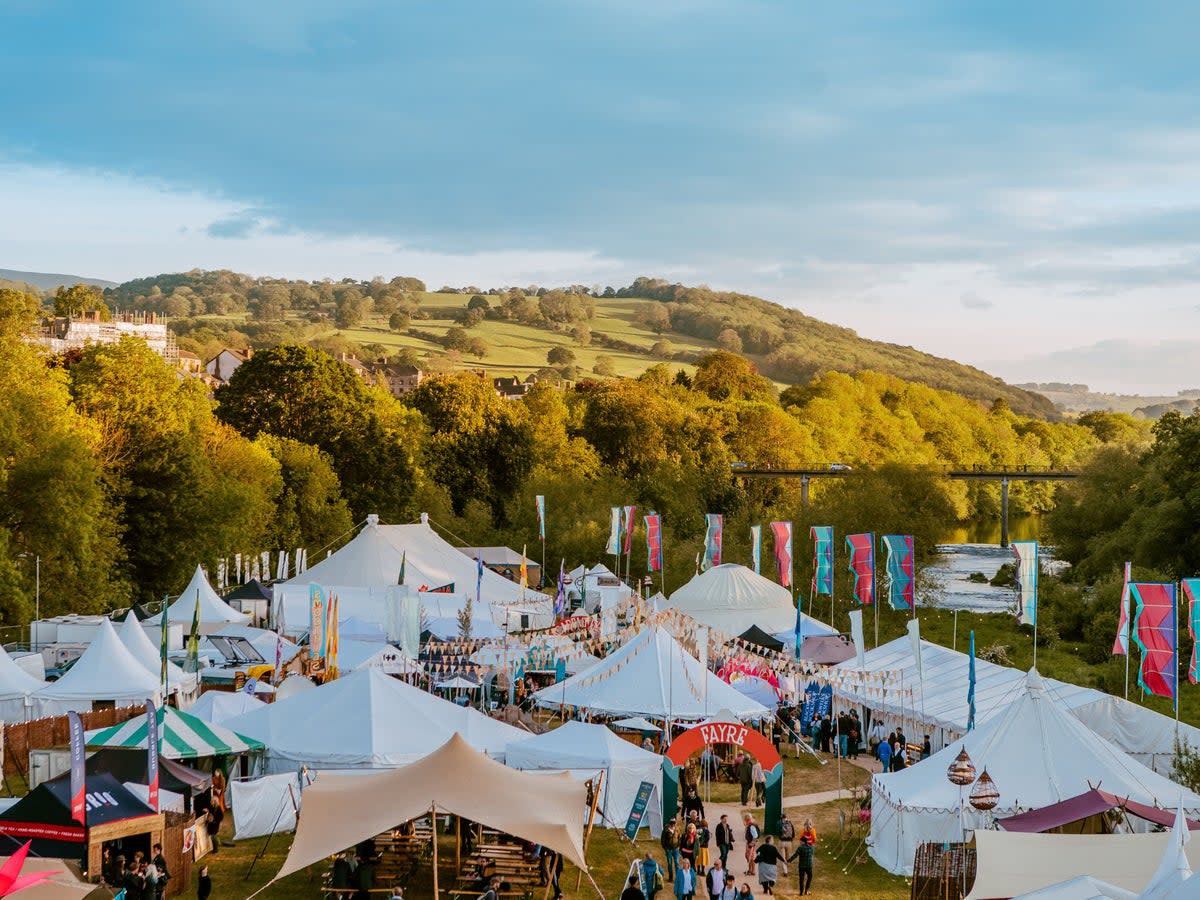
924;517;1057;613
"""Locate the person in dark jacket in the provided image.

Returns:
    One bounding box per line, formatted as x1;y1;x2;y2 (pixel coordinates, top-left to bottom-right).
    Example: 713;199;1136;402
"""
735;756;754;805
715;814;734;870
151;843;170;900
622;873;645;900
197;866;212;900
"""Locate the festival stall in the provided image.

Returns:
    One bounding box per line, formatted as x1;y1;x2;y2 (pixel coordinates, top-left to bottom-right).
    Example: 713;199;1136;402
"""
869;670;1200;876
85;747;212;814
165;565;250;631
31;619;161;717
85;704;263;763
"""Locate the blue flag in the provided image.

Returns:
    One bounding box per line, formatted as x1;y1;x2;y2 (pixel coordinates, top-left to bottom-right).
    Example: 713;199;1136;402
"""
967;630;977;732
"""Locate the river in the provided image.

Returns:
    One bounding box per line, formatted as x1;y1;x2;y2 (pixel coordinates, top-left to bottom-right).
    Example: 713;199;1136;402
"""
924;516;1056;613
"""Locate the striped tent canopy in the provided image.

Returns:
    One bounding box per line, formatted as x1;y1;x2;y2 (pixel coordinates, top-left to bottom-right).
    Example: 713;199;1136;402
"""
85;704;264;760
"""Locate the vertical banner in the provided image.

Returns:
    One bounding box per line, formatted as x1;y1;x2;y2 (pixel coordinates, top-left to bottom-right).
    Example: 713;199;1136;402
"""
702;514;723;571
846;533;875;606
882;535;915;611
1012;540;1039;626
770;521;793;588
848;609;865;668
1132;582;1178;705
644;514;663;573
605;507;622;556
519;547;528;592
750;525;762;575
1184;578;1200;685
260;551;270;581
309;584;325;661
967;630;977;732
399;589;420;659
159;595;169;691
184;593;201;674
622;505;637;555
810;526;834;596
146;699;160;812
907;618;923;682
554;560;567;618
1113;561;1132;655
325;594;340;678
535;495;546;541
67;711;86;826
476;557;484;606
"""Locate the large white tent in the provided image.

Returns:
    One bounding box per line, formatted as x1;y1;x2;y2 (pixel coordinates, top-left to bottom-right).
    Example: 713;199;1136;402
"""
665;564;836;639
0;644;46;723
32;619;161;715
166;565;250;630
835;636;1200;769
505;721;665;837
225;667;526;773
869;670;1200;876
272;516;552;637
118;614;196;697
531;625;770;722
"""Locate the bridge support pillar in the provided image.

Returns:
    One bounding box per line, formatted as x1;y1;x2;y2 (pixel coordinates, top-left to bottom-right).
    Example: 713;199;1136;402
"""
1000;477;1010;548
801;475;810;506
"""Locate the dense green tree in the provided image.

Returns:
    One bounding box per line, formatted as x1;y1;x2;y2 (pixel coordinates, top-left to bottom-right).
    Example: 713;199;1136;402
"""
691;351;776;402
256;435;353;553
53;284;109;319
0;288;40;337
547;346;576;366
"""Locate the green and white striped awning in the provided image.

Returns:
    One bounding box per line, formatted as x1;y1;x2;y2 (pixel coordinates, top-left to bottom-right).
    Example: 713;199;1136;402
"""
85;704;264;760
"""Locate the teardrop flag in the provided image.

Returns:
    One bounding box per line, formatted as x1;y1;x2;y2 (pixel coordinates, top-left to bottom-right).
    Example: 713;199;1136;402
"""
811;526;834;596
882;534;915;610
846;533;875;606
770;521;793;589
1131;581;1178;706
702;514;723;570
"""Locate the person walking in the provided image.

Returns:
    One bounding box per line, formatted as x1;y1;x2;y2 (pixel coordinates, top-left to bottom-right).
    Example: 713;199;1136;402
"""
736;755;754;806
877;733;893;772
867;718;886;758
715;814;734;870
735;883;755;900
697;819;711;875
786;824;816;896
750;759;765;807
777;813;795;876
640;852;665;900
742;814;760;877
754;836;782;895
674;859;697;900
680;822;698;873
661;819;681;883
705;859;727;900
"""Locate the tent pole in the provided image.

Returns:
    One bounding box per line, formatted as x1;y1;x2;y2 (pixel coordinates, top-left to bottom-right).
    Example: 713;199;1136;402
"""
576;771;604;891
454;814;460;877
431;803;439;899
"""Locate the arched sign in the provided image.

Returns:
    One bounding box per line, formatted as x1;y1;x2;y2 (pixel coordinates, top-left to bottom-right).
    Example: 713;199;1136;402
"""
662;721;784;835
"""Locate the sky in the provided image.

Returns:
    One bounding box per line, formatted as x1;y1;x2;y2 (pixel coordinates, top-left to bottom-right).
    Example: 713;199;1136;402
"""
2;1;1198;394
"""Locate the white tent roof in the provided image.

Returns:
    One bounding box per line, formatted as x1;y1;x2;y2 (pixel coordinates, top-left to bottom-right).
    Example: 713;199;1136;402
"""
870;670;1200;876
505;720;662;771
531;625;770;721
188;689;265;725
118;614;195;693
336;639;421;675
33;618;161;706
835;636;1200;770
167;565;250;625
1014;875;1136;900
0;643;46;699
225;667;526;772
665;563;836;638
339;616;385;642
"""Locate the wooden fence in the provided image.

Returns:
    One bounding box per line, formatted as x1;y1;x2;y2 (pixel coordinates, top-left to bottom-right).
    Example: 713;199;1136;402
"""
2;705;144;781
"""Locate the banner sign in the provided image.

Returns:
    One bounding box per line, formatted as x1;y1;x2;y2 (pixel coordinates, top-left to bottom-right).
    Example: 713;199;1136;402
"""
624;780;656;840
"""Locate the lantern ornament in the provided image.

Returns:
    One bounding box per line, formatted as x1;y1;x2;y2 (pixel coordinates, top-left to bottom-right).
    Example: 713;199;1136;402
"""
946;748;976;786
969;769;1000;811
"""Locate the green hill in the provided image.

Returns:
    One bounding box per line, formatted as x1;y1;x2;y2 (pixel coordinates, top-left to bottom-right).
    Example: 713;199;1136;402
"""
105;270;1055;416
0;268;118;292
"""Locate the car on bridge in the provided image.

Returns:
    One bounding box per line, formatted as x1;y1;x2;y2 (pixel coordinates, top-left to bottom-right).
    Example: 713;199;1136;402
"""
828;463;853;472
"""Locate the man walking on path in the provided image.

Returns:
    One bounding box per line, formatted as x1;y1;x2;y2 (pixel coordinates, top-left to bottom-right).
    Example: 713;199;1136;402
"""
661;818;681;883
736;755;754;805
742;814;760;877
751;759;766;807
715;814;734;870
777;813;795;876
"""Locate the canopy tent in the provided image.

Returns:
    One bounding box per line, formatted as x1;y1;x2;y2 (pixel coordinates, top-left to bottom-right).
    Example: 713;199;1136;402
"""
275;673;316;701
505;720;664;837
729;675;779;711
225;667;526;773
273;733;589;885
835;636;1200;770
1013;875;1137;899
798;635;855;665
32;619;161;716
999;789;1200;834
1139;808;1193;900
187;690;265;726
336;639;421;675
85;747;212;796
870;670;1200;876
117;613;196;695
531;626;770;722
471;637;599;676
610;717;662;733
422;615;506;641
738;625;785;653
436;676;480;690
165;565;250;629
0;643;47;723
666;564;836;638
85;703;264;761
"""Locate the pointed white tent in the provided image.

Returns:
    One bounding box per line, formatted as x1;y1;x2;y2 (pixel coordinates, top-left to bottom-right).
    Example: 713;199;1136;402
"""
1142;806;1193;900
225;667;526;772
32;619;161;715
118;614;196;696
531;626;770;721
166;565;249;628
870;670;1200;876
665;563;837;638
0;644;47;723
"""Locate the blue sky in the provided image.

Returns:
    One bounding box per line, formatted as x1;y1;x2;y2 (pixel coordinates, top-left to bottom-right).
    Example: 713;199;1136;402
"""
2;0;1198;393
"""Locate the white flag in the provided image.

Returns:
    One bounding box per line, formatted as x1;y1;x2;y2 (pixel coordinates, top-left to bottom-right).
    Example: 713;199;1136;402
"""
907;618;923;682
849;609;866;668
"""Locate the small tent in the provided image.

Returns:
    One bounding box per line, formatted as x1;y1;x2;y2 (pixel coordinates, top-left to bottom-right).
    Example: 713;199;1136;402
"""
32;619;161;716
86;704;264;761
505;721;664;837
0;643;46;723
666;564;837;638
798;635;855;665
188;690;265;726
738;625;785;653
166;565;250;630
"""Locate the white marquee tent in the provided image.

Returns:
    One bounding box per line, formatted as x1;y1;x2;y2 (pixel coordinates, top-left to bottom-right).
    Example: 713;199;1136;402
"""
226;667;526;773
835;636;1200;770
531;625;770;722
118;614;196;697
32;619;161;716
0;644;46;723
665;564;837;639
505;721;665;837
189;689;265;726
869;670;1200;876
335;639;422;675
166;565;250;630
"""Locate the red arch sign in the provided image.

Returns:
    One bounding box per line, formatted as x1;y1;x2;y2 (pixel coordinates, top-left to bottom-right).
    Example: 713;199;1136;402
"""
666;721;782;769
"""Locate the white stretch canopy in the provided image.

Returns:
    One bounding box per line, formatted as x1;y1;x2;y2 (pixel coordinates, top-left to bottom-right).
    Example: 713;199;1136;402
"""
870;670;1200;876
666;564;836;638
0;644;46;723
32;618;161;715
531;625;769;722
167;565;250;627
505;721;665;837
835;636;1200;771
118;614;196;695
226;667;526;773
232;772;304;840
189;690;265;725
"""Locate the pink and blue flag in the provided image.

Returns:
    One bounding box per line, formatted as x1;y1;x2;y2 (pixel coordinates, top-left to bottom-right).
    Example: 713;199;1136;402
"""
644;513;663;573
1184;578;1200;685
1113;561;1132;656
811;526;834;596
702;514;723;570
770;521;793;588
1132;582;1178;707
622;505;637;555
1012;540;1038;627
882;534;914;610
846;533;875;606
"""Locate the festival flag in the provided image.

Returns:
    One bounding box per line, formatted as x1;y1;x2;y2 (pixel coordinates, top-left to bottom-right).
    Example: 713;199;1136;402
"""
309;584;325;662
66;711;86;826
520;547;528;592
1184;578;1200;685
605;507;622;556
274;633;283;685
622;505;637;555
750;525;762;575
644;513;663;573
535;494;546;541
1113;561;1132;655
849;609;865;668
554;560;567;618
882;535;915;611
398;551;406;586
811;526;834;596
907;618;923;681
846;533;875;606
145;699;159;812
476;556;484;606
967;630;977;732
1132;582;1178;706
184;593;201;674
1012;540;1039;627
159;595;169;692
702;514;723;571
325;594;340;678
770;521;793;589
